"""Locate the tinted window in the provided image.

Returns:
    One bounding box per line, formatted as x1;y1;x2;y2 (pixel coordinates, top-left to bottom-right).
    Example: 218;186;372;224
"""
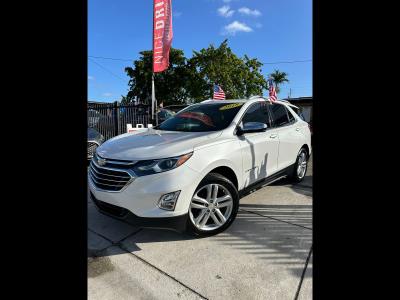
291;106;299;115
158;111;167;118
287;109;295;122
242;102;272;127
290;106;305;121
270;104;289;127
158;102;244;132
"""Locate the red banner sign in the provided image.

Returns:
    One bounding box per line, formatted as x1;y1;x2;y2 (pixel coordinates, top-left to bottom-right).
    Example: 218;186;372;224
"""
153;0;173;73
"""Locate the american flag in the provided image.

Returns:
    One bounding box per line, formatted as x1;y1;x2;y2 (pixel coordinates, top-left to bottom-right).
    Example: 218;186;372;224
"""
213;84;226;100
268;79;277;102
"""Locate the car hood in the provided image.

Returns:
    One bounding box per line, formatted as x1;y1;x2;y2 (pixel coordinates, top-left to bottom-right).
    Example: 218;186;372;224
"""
96;128;222;160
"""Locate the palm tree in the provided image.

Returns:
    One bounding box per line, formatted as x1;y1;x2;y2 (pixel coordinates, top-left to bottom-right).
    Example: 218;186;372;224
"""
269;70;289;94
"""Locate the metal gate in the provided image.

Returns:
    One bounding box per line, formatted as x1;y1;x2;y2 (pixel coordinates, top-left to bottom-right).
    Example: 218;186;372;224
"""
88;102;151;141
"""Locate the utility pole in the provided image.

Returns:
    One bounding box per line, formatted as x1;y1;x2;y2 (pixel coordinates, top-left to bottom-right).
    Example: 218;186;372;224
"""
288;88;292;99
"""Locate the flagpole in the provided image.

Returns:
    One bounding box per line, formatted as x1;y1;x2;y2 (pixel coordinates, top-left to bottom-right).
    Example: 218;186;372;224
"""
151;73;156;125
151;0;155;126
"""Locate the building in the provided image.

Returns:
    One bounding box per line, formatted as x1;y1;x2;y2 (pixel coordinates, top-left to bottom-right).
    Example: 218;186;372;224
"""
283;96;312;124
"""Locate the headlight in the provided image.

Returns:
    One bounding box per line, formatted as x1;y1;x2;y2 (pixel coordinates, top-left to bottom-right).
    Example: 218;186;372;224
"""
133;152;193;176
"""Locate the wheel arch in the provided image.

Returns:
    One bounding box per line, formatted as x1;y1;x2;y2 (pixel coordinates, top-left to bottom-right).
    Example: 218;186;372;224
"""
208;166;239;191
301;144;310;158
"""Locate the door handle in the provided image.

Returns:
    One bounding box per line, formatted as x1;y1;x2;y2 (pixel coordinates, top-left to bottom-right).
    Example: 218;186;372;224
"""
270;133;278;138
296;128;300;131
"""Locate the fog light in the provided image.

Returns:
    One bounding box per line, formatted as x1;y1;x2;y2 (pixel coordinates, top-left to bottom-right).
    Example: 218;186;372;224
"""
158;191;181;211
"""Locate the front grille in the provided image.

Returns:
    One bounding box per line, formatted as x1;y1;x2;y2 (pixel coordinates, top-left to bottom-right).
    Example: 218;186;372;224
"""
89;160;133;192
87;142;99;159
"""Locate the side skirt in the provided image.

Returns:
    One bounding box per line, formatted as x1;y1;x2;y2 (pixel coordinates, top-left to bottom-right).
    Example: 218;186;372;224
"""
238;164;295;198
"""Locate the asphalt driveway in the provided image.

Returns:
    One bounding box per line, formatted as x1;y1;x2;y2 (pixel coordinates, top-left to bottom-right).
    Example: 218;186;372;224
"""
88;157;312;300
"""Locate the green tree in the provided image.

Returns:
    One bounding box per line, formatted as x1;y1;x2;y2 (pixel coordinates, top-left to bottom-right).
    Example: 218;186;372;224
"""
123;40;268;104
124;48;190;105
120;95;129;105
269;70;289;94
187;40;267;101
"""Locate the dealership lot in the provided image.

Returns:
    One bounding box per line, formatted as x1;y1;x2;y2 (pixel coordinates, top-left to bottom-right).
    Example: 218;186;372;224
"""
88;157;312;300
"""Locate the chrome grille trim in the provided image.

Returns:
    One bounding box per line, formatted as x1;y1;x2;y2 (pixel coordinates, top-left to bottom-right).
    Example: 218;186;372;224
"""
91;162;131;179
89;169;129;183
94;153;137;166
89;176;126;187
89;159;136;192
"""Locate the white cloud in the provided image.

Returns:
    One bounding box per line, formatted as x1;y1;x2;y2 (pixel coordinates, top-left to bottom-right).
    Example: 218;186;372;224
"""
223;21;253;35
88;76;94;80
102;93;112;97
218;5;235;18
238;7;262;17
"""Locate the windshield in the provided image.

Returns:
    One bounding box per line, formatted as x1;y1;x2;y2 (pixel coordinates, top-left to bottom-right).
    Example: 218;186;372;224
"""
158;102;244;132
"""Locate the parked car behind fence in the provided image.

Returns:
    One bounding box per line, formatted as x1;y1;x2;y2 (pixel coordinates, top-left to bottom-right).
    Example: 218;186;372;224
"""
87;127;104;160
163;104;190;113
88;102;151;141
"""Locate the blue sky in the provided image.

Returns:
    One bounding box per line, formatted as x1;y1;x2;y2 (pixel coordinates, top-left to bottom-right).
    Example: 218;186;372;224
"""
88;0;312;102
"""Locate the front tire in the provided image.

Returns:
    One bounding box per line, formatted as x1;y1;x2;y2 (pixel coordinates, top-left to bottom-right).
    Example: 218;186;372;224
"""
187;173;239;237
290;148;308;183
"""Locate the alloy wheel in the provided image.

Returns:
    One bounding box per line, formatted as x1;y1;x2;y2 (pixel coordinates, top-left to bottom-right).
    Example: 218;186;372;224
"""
297;152;307;179
189;183;233;231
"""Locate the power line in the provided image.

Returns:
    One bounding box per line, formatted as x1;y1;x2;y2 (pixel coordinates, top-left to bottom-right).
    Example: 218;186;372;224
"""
261;59;312;65
88;55;312;65
89;55;132;62
88;57;127;82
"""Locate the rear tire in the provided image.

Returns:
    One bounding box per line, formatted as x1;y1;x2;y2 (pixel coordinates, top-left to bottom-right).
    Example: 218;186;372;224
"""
290;148;308;183
187;173;239;237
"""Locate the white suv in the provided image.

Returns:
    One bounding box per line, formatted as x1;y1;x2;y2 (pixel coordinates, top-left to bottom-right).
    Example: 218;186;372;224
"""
89;98;311;236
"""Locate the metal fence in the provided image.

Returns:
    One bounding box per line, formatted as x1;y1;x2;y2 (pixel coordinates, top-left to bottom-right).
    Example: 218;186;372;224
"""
88;102;151;140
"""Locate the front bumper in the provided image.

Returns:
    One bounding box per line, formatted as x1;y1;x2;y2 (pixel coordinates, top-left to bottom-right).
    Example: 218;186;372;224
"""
90;192;188;232
89;163;202;218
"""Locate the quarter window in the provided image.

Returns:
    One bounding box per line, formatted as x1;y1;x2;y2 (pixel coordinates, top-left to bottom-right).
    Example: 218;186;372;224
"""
290;106;305;121
287;109;295;123
270;104;289;127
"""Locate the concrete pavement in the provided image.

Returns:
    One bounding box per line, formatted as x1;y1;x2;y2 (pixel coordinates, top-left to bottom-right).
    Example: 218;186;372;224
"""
88;158;312;299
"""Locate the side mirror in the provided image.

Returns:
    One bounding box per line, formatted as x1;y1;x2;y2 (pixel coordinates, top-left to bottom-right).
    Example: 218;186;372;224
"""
237;122;268;135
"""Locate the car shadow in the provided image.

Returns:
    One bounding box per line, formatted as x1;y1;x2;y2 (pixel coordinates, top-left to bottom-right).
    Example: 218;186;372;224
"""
89;202;312;279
